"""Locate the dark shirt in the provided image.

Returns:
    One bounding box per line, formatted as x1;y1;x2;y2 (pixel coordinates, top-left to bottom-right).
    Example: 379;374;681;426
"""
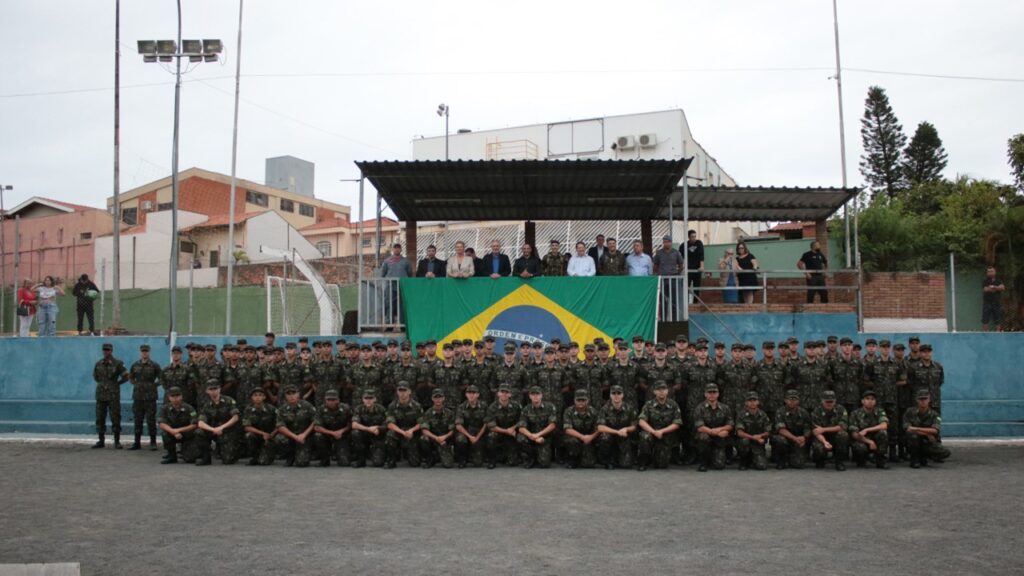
587;246;606;274
982;277;1003;306
686;240;704;270
416;258;447;278
800;250;828;272
512;255;543;277
480;253;511;277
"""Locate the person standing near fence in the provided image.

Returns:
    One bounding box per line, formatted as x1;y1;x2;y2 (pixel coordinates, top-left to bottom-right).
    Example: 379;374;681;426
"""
33;276;64;337
446;241;476;278
380;243;411;324
72;274;99;335
798;240;829;304
16;279;36;337
734;242;759;305
981;266;1006;331
653;236;684;320
685;230;705;300
718;248;739;304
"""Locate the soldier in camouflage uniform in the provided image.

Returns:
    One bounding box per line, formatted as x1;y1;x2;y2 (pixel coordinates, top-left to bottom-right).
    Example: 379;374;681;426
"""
734;391;772;471
193;344;226;408
455;385;488;468
680;343;719;464
161;346;193;406
157;386;198;464
596;385;637;469
907;344;944;414
485;384;522;468
313;388;352;467
641;343;680;402
517;386;558;468
310;344;343;407
533;347;566;416
277;343;309;401
241;388;278;466
606;343;643;410
830;338;863;415
692;383;734;472
431;343;464;410
574;344;607;409
598;238;627;275
720;343;757;420
350;389;388;468
274;385;317;467
542;239;568;276
755;341;787;422
635;380;683;471
234;346;263;409
849;389;889;469
195;381;242;465
391;342;427;404
463;342;494;405
127;344;162;451
92;343;129;449
561;389;600;469
493;342;530;403
904;389;951;468
771;389;813;470
384;382;423;468
788;342;832;411
811;390;849;471
863;340;905;462
419;389;457;468
350;345;386;405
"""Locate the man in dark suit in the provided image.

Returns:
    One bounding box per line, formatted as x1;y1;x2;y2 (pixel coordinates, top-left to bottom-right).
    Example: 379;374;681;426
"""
480;239;511;278
466;247;484;277
416;244;447;278
586;234;607;276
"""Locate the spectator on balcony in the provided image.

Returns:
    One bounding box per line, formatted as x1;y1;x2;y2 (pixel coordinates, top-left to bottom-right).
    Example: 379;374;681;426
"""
512;243;542;279
686;230;705;299
34;276;64;337
798;240;829;304
626;240;653;276
380;243;412;278
719;248;740;304
567;242;596;277
587;234;607;275
446;241;475;279
982;266;1006;332
480;240;511;279
653;236;684;320
73;274;100;335
735;242;759;305
465;247;485;277
16;278;37;337
599;238;627;276
416;244;447;278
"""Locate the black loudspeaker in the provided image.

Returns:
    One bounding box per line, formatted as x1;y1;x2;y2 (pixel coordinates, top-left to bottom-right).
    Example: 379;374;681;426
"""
342;311;358;335
657;321;689;343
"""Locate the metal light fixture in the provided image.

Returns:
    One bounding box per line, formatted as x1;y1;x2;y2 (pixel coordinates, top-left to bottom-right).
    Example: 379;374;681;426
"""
436;103;448;117
203;53;218;63
156;40;177;55
137;40;157;55
203;39;223;54
181;39;202;55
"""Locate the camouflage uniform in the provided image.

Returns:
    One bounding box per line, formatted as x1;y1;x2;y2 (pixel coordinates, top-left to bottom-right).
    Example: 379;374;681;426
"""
542;251;567;276
492;362;529;404
485;399;522;466
161;362;193;406
561;403;600;468
431;363;464;410
735;407;772;470
193;360;225;408
274;399;317;467
788;359;831;411
771;405;813;469
516;402;558;468
598;250;627;276
158;401;199;462
720;361;757;416
310;358;344;407
392;361;427;405
574;360;607;409
810;403;849;466
638;398;683;469
462;361;494;405
642;362;680;402
234;362;265;409
605;362;643;411
350;363;385;405
533;365;566;415
351;402;388;467
196;396;242;464
692;401;734;469
680;360;720;456
849;406;889;467
830;356;863;414
93;354;129;439
314;402;353;466
385;399;423;467
908;361;944;413
597;402;637;468
903;406;951;465
129;357;162;444
242;402;278;465
419;405;457;468
277;360;309;399
454;400;489;467
755;360;787;419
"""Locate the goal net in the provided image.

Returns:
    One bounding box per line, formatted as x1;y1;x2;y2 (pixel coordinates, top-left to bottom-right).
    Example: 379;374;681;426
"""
266;275;343;336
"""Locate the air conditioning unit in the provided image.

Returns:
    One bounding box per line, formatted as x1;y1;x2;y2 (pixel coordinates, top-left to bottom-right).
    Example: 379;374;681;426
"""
613;135;635;150
638;133;657;148
141;201;154;211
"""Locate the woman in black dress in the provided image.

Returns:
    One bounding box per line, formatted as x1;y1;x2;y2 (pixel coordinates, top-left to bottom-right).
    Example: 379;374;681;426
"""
735;242;759;304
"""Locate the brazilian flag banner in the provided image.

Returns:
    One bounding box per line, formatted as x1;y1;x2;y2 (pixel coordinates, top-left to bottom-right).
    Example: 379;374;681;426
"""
400;277;659;350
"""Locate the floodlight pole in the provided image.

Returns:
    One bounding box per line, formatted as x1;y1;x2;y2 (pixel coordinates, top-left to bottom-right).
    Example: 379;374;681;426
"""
168;0;183;342
225;0;244;335
832;0;851;268
112;0;122;330
0;185;10;334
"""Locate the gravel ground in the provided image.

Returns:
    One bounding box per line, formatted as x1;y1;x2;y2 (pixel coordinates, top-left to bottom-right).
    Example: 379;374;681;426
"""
0;442;1021;576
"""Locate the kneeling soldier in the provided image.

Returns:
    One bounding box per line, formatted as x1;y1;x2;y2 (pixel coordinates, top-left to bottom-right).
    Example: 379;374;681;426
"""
561;389;600;469
419;389;456;468
637;380;683;471
811;390;849;471
596;385;637;469
275;385;316;467
904;389;951;468
195;380;241;465
350;389;388;468
485;384;522;469
735;391;771;470
850;389;889;469
517;386;558;469
771;389;813;470
157;386;198;464
693;383;734;472
385;382;423;468
313;389;352;467
242;388;278;466
454;385;488;468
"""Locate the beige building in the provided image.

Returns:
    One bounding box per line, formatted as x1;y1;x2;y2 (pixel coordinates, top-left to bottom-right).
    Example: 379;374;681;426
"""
300;217;402;259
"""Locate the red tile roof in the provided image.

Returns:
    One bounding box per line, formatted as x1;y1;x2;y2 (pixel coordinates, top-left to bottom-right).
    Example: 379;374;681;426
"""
301;216;398;232
767;221;810;232
48;198;98;213
181;210;267;231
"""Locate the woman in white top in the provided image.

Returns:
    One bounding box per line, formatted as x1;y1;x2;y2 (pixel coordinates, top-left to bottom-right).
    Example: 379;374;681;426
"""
446;240;476;278
34;276;65;337
567;242;596;277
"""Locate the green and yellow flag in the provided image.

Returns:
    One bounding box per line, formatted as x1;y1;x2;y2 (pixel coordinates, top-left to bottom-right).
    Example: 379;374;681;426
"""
400;277;658;350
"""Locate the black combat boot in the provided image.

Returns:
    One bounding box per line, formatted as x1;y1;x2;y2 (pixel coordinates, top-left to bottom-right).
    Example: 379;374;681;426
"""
149;435;158;451
129;433;142;450
113;433;123;449
161;450;178;464
91;433;105;449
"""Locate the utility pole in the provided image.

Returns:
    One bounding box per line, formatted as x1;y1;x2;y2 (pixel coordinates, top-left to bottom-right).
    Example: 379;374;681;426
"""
832;0;851;268
112;0;123;329
225;0;244;335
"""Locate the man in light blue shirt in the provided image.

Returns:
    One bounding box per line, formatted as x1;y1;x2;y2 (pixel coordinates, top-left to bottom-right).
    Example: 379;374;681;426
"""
626;240;653;276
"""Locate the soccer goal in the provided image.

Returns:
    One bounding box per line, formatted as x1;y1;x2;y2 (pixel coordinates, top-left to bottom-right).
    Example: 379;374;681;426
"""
266;275;343;336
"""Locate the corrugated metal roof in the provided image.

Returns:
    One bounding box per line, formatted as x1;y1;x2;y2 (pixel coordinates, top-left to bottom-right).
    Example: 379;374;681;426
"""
665;186;858;222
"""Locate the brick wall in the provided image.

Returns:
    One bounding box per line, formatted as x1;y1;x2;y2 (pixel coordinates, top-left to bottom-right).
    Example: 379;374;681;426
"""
861;271;946;318
220;255;372;286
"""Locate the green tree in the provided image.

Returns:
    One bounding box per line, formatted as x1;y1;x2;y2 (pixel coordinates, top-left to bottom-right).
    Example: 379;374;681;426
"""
859;86;907;200
902;121;948;185
1009;133;1024;193
854;198;921;272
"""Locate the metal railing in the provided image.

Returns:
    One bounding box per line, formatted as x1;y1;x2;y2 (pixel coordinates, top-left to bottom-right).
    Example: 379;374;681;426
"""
358;277;404;332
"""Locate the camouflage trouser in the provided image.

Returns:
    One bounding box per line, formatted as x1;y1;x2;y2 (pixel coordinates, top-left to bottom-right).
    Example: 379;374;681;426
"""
906;434;951;462
638;430;678;469
770;435;809;469
314;432;350;466
350;430;386;467
274;435;313;467
131;398;157;438
560;435;597;468
736;438;769;470
851;430;889;464
811;431;849;464
95;398;121;434
418;436;455;468
196;429;241;464
161;430;199;462
454;429;485;467
597;432;635;468
245;432;276;465
385;431;421;467
486;431;519;466
694;433;731;469
882;403;899;457
517;433;553;468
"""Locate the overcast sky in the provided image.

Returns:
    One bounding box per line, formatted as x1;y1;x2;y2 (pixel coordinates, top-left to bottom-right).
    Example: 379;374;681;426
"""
2;0;1022;217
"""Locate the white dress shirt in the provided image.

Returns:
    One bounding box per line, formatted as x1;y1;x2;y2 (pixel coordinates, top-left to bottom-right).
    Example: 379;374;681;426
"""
567;254;596;277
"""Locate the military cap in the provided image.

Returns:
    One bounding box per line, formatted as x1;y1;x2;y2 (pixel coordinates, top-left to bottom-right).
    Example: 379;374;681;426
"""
521;341;531;349
431;389;445;398
362;389;378;399
205;344;217;351
784;389;800;400
609;385;624;394
400;341;411;350
388;338;399;346
597;343;611;351
840;337;853;344
473;341;485;349
696;337;709;345
497;384;511;393
396;381;410;391
655;343;667;351
285;342;297;349
574;389;590;400
762;341;775;349
593;337;605;345
908;336;921;343
167;386;183;396
861;389;877;399
550;338;561;345
544;346;554;354
865;338;877;345
484;335;496;342
532;341;543;349
879;339;892;347
804;341;814;349
451;339;461;347
893;343;906;351
704;383;719;393
171;345;182;353
360;344;372;351
426;339;437;346
236;338;248;345
139;344;151;352
714;342;725;349
852;344;862;351
662;234;672;241
282;384;299;394
324;389;339;400
442;343;453;351
206;380;221;390
616;343;629;351
583;344;596;351
675;335;688;343
528;386;543;395
920;344;933;351
827;335;838;343
250;387;267;397
461;338;472;346
373;342;385;350
466;385;480;394
743;344;755;351
694;343;708;351
632;335;644;343
778;341;789;348
414;342;426;349
786;337;799;344
821;390;837;401
504;342;517;352
916;389;931;399
653;380;669;390
745;391;760;401
297;336;309;343
568;342;579;349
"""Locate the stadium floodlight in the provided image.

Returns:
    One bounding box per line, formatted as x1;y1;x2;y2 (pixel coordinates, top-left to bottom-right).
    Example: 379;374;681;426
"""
143;54;158;63
203;39;223;54
156;40;177;55
203;53;218;63
181;39;203;55
137;40;157;56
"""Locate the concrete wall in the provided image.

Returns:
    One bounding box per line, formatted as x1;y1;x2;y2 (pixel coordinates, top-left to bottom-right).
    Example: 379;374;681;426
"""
1;209;112;287
93;210;207;290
